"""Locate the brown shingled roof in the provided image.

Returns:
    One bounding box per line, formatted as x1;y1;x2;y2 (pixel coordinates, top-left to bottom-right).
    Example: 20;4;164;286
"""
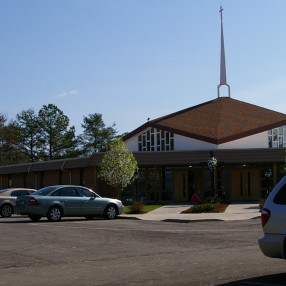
124;97;286;144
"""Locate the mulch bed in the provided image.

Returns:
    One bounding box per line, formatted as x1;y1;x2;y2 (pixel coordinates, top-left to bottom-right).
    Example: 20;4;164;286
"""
181;203;229;214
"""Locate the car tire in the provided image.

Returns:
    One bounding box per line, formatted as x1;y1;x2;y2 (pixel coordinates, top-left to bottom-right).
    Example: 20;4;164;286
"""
104;205;117;220
47;206;62;222
28;215;41;222
0;204;13;217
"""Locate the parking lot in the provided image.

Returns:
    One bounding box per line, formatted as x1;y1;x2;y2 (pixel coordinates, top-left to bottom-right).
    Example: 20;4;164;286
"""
0;217;286;286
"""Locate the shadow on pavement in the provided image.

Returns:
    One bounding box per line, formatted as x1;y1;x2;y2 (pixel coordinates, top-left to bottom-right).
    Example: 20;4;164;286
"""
217;272;286;285
0;217;106;223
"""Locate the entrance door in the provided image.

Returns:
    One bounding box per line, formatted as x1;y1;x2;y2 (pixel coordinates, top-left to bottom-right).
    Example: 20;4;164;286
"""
231;169;259;201
174;170;189;202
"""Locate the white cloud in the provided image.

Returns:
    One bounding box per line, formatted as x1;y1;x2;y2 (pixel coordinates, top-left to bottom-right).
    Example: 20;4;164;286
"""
54;90;79;99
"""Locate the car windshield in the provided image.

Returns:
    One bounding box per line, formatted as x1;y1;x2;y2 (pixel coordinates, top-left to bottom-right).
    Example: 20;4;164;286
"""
33;186;59;196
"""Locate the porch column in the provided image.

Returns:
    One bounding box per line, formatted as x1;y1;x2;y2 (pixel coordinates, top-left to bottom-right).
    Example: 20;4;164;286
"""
273;162;277;186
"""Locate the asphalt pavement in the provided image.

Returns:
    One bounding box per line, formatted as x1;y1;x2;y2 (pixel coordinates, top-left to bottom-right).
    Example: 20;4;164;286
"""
1;217;280;286
120;202;261;222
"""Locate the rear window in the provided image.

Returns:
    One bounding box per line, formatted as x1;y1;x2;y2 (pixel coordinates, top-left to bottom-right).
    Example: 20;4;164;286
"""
10;190;31;197
33;186;59;196
273;183;286;204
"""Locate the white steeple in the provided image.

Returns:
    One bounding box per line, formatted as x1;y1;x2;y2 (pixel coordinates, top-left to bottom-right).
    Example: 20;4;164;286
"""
217;6;230;98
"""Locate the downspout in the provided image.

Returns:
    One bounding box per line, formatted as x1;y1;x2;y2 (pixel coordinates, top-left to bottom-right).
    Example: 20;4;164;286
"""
61;160;67;171
27;164;34;189
60;160;67;185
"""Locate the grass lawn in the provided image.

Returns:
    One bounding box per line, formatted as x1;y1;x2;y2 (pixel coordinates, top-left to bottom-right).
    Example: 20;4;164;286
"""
124;204;163;214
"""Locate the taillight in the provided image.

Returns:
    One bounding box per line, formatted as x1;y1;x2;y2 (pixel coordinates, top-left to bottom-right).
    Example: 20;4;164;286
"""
29;197;40;205
261;208;271;227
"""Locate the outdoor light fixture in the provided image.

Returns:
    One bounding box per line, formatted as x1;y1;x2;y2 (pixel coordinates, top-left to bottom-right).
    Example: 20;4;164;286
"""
265;168;272;196
208;152;217;172
208;151;217;196
265;169;272;179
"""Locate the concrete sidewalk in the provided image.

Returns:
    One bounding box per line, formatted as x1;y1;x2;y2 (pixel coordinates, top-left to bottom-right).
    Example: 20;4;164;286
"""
120;202;261;222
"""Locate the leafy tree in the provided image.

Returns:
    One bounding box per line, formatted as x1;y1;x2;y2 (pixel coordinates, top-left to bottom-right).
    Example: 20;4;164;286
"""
80;113;117;155
0;116;28;165
98;139;137;192
0;114;9;165
37;104;78;160
0;113;7;151
16;108;40;162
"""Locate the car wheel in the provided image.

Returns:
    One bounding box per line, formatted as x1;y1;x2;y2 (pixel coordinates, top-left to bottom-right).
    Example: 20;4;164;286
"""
85;216;94;220
28;215;41;222
104;205;117;220
47;206;62;222
0;204;13;217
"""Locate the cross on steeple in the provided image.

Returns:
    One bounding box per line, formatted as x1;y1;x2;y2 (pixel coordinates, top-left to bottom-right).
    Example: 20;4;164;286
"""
217;6;230;98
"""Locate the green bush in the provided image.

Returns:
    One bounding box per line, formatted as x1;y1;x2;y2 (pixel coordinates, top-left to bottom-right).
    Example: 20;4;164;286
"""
190;203;216;213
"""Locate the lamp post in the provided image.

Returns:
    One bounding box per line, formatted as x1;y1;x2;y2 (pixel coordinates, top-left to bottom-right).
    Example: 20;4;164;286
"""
134;170;139;201
265;168;272;196
208;151;217;197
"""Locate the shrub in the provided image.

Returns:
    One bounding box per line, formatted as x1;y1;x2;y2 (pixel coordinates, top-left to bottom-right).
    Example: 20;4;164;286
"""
189;203;216;213
181;203;229;214
204;196;219;204
128;201;145;214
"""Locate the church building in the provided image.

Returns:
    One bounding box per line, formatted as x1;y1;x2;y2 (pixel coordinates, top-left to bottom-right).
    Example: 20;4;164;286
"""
121;6;286;202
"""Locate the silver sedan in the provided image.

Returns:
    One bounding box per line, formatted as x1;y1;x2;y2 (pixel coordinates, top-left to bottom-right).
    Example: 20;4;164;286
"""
0;188;36;217
15;185;124;222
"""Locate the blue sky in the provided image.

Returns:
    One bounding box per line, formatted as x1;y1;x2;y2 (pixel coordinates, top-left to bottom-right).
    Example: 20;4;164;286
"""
1;0;286;135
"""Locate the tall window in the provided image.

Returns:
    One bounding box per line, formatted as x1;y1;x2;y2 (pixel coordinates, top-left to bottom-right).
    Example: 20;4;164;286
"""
268;126;286;148
138;128;174;151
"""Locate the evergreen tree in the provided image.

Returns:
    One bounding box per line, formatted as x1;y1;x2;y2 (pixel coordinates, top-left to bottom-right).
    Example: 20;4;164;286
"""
80;113;117;155
16;108;39;162
0;115;27;165
37;104;78;160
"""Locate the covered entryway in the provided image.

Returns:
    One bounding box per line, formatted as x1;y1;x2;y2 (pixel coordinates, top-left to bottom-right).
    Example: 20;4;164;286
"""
231;169;260;201
173;169;203;202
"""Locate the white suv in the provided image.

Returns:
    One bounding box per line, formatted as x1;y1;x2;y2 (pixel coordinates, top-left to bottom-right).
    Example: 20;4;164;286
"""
259;176;286;259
